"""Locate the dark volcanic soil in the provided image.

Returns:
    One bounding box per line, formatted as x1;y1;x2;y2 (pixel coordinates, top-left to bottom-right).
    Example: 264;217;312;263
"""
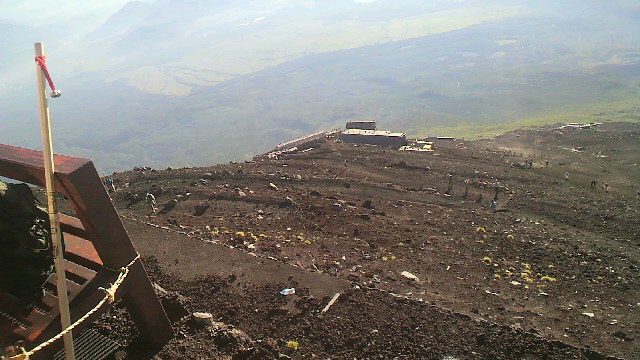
91;123;638;359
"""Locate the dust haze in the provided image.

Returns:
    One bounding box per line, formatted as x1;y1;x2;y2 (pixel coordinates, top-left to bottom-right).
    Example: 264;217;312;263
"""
1;0;639;172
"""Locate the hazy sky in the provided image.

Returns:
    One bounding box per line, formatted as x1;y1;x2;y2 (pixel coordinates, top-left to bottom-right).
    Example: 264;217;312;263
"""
0;0;384;24
0;0;150;24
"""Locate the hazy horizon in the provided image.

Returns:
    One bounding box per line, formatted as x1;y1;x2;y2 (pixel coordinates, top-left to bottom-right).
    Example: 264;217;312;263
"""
1;0;639;173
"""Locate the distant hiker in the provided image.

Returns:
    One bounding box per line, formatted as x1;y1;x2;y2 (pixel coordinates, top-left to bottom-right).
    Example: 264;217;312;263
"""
105;177;116;192
604;183;609;193
490;199;497;209
590;179;597;189
565;172;569;180
545;160;549;168
463;179;470;199
145;193;157;213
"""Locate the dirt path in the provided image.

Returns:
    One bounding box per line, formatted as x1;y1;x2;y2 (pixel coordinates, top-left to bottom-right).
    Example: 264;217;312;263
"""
123;218;350;298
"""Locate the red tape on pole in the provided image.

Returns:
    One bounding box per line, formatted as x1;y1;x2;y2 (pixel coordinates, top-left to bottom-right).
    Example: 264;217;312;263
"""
35;56;61;97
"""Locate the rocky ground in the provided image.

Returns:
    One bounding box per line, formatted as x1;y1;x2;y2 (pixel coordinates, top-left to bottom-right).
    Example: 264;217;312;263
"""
89;122;638;359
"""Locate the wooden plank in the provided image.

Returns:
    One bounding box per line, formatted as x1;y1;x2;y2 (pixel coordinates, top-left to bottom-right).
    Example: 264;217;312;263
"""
63;233;102;267
0;144;88;191
59;162;138;267
0;144;89;176
122;260;175;346
62;260;96;286
44;273;82;299
321;293;341;313
59;214;92;240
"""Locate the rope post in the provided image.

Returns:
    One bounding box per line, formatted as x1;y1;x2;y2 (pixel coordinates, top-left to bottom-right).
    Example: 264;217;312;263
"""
34;42;75;360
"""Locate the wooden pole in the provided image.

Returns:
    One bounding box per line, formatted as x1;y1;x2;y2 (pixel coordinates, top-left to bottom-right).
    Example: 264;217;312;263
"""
34;42;75;360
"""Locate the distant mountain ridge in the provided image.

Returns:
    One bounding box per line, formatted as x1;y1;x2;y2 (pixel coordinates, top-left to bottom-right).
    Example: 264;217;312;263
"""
87;1;152;42
78;0;525;95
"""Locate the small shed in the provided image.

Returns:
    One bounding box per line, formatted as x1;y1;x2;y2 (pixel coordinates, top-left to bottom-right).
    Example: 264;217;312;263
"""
346;121;376;131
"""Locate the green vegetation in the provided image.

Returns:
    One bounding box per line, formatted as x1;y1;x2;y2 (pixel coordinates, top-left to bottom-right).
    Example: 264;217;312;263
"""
420;99;640;140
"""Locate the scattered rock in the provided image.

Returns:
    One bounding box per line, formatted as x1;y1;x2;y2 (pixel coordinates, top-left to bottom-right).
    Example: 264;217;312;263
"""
192;312;214;327
193;202;210;216
401;271;419;281
161;199;178;212
208;321;253;348
612;330;634;342
154;287;189;322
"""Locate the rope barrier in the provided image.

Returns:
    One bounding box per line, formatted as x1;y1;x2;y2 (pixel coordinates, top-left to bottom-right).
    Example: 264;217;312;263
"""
34;56;61;98
6;254;140;360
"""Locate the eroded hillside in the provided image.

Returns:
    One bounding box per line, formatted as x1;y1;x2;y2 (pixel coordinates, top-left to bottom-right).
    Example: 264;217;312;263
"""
89;123;638;359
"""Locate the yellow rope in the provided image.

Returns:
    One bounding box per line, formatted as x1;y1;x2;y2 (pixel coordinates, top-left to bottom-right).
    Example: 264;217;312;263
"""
7;254;141;360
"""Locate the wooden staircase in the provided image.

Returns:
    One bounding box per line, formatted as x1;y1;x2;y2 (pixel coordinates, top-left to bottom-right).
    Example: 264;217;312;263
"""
0;143;173;359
